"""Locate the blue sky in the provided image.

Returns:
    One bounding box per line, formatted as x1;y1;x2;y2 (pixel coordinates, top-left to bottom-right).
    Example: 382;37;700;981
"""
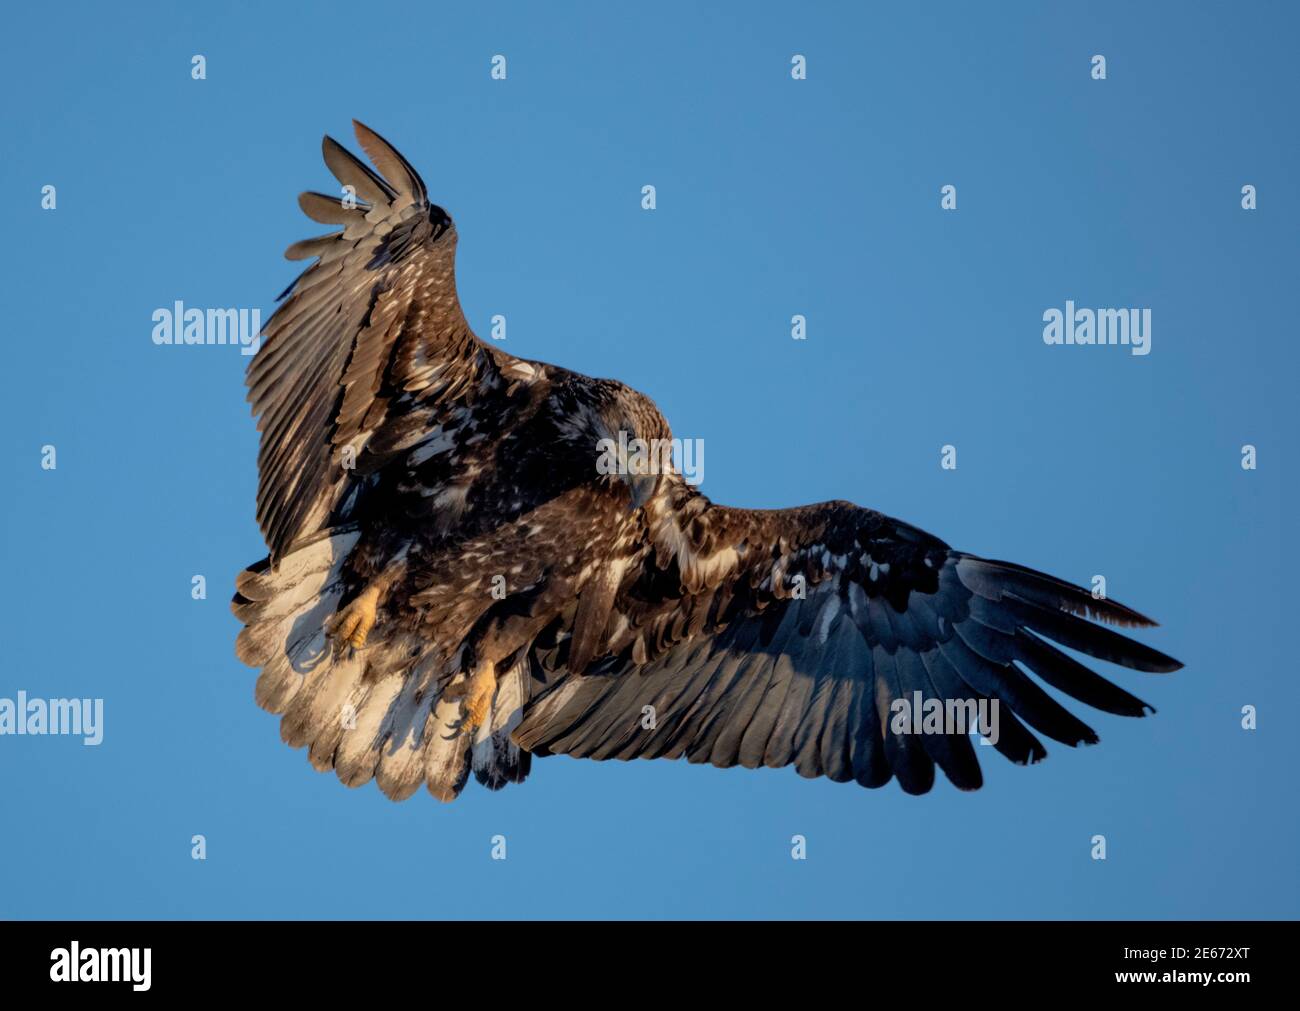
1;0;1296;919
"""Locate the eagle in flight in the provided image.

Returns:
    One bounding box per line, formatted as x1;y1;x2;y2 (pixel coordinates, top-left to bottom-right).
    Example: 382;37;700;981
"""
233;121;1181;802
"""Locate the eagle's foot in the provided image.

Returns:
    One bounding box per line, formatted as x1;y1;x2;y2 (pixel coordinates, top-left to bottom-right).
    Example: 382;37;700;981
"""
462;663;497;731
327;585;380;650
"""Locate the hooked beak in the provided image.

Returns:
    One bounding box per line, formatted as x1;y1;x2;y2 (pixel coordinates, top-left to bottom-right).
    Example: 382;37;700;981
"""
624;471;657;512
599;422;665;513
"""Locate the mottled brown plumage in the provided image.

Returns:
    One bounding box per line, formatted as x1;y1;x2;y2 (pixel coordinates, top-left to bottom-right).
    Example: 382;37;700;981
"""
234;122;1180;802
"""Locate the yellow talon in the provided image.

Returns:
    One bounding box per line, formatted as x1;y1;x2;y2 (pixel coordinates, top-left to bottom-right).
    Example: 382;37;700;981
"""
462;664;497;730
331;585;380;649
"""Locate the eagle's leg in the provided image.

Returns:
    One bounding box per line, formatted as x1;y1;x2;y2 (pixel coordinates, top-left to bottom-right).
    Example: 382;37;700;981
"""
329;584;381;649
455;605;561;730
462;659;497;731
443;657;497;729
326;557;407;651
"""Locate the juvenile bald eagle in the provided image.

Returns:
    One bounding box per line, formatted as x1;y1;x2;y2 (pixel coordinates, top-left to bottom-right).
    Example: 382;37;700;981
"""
233;121;1181;802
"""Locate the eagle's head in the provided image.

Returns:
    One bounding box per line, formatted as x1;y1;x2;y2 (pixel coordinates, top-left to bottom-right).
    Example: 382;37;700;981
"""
583;381;674;512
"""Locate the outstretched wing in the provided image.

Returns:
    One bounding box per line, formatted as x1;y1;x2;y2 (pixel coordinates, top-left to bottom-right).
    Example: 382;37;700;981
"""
247;120;511;562
515;488;1180;793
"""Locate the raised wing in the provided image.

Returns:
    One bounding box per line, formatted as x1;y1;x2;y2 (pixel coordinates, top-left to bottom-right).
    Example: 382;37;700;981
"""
247;120;509;562
516;488;1180;793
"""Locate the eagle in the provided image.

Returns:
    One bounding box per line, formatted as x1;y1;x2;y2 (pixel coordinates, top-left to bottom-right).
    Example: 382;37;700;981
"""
233;121;1181;803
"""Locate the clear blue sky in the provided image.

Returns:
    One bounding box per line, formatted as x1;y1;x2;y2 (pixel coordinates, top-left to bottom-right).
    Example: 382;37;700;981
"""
2;0;1296;919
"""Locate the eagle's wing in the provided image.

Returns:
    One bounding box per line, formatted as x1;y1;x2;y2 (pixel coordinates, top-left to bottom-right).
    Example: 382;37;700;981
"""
516;487;1180;793
248;120;514;562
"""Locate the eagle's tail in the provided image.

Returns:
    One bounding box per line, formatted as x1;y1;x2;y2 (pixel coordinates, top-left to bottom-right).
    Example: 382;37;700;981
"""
232;528;530;801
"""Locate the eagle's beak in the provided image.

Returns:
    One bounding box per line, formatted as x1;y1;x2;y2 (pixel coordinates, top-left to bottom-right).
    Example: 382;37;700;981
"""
601;420;662;512
625;472;657;512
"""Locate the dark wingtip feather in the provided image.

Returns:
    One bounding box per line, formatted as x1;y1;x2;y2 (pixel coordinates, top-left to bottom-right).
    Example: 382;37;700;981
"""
960;556;1161;629
1002;591;1183;673
351;119;426;200
284;233;341;261
321;134;395;205
1011;628;1163;716
298;191;362;224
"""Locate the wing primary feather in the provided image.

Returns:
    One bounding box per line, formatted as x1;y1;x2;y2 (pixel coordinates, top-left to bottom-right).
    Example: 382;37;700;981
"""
1001;592;1182;673
352;120;426;201
321;134;394;205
